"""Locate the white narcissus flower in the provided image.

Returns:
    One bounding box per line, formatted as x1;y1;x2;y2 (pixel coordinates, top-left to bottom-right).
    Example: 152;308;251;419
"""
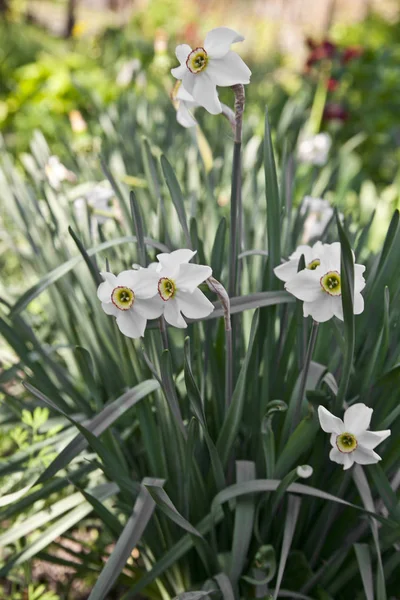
297;132;332;166
274;241;327;284
171;27;251;115
45;156;76;190
74;185;115;225
300;196;335;243
285;242;366;323
97;270;162;339
140;249;215;328
318;404;391;470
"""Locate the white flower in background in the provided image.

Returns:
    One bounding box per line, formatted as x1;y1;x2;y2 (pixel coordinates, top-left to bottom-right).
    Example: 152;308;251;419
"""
171;82;198;128
171;27;251;115
97;270;162;339
296;465;313;478
140;249;214;328
318;404;391;470
45;156;76;190
297;132;332;166
74;185;115;225
285;242;366;322
301;196;335;243
116;58;141;87
274;240;327;283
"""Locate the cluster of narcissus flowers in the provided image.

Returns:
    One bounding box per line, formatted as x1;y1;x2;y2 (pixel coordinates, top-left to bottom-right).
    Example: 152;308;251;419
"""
275;241;366;323
97;249;214;338
318;404;391;470
171;26;251;119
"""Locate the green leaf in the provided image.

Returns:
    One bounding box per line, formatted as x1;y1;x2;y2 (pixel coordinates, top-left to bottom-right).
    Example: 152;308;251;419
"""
230;461;256;582
88;479;159;600
161;154;191;246
210;217;227;281
216;310;259;467
354;544;374;600
273;495;301;600
68;226;103;287
264;107;281;289
30;379;159;484
130;190;147;267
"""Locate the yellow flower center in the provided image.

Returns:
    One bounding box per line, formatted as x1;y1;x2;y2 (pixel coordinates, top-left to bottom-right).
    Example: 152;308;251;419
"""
158;277;176;301
307;259;320;270
336;432;357;453
186;47;208;74
320;270;341;296
111;286;135;310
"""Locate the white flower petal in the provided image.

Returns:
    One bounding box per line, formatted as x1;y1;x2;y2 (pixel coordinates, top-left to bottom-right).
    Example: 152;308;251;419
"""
285;270;322;302
177;102;197;128
182;72;196;95
115;270;138;288
207;51;251;86
116;310;146;339
332;297;344;321
204;27;244;59
171;64;187;79
157;249;196;269
296;465;313;479
303;296;334;322
175;44;192;64
319;242;341;272
355;264;366;293
163;298;187;329
318;406;344;434
176;288;214;319
274;260;301;283
353;446;381;465
329;447;354;470
101;301;118;316
343;403;373;434
330;432;337;447
357;429;391;450
191;72;222;115
176;263;212;293
176;85;196;102
353;292;364;315
97;279;114;302
134;297;164;320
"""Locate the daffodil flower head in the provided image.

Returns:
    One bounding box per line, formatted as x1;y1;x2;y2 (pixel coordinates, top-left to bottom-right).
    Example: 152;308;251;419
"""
297;132;332;166
171;27;251;115
274;241;327;283
97;270;163;339
140;249;215;329
284;242;366;322
300;196;337;243
318;404;391;470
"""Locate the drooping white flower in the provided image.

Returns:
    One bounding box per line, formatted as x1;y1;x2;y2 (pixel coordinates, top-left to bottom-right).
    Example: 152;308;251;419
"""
171;27;251;115
138;249;214;328
300;196;335;243
74;185;115;226
97;270;162;339
171;82;199;128
297;132;332;166
274;241;327;283
285;242;366;322
318;404;391;470
45;156;76;190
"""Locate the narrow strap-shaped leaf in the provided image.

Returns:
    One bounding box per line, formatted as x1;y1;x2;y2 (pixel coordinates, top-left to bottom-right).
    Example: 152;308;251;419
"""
161;154;191;246
354;544;374;600
27;379;159;484
160;349;186;438
273;495;301;600
174;593;213;600
213;573;235;600
264;107;281;289
210;217;227;282
88;479;160;600
130;190;147;267
68;226;103;287
216;310;259;467
72;483;123;538
229;461;256;582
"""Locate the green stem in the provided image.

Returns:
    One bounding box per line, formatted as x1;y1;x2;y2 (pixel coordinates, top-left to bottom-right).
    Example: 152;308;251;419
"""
291;320;319;433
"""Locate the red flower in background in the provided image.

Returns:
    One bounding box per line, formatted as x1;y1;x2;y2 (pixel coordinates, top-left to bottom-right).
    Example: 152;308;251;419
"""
327;78;339;92
323;103;349;121
306;38;337;69
342;46;363;64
